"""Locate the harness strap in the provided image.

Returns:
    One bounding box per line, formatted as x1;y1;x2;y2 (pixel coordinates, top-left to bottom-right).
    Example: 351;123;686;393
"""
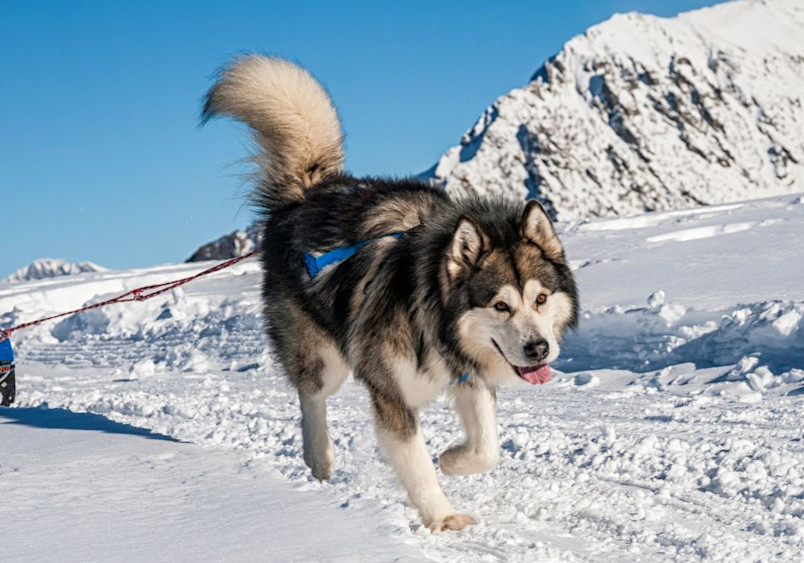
305;232;404;278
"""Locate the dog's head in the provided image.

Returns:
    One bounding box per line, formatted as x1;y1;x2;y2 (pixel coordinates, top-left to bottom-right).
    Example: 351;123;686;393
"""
443;200;578;386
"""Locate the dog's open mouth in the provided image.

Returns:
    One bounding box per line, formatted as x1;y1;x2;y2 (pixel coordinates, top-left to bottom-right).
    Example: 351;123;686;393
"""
491;340;551;385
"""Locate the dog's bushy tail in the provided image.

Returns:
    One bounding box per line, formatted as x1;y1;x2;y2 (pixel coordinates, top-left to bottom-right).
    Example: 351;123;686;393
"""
202;55;344;209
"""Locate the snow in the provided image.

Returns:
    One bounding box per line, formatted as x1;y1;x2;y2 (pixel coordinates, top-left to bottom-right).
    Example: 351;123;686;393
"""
430;0;804;220
2;192;803;560
1;408;423;562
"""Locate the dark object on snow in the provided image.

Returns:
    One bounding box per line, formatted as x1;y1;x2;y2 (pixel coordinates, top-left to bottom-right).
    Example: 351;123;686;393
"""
0;337;15;406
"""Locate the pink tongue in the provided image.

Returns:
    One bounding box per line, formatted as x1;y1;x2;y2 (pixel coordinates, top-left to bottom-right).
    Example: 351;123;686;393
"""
516;364;551;385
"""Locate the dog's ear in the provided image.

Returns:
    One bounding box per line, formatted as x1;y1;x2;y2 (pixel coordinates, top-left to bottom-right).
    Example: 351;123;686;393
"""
521;200;563;261
447;217;485;279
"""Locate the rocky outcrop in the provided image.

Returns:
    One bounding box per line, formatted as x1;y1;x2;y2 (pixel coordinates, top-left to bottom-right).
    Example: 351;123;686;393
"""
186;224;260;262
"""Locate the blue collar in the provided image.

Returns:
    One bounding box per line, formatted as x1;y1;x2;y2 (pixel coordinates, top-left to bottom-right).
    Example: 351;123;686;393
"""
448;373;471;385
305;232;404;278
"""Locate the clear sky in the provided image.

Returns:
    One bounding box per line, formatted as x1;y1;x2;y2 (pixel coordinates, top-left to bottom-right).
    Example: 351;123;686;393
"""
1;0;725;277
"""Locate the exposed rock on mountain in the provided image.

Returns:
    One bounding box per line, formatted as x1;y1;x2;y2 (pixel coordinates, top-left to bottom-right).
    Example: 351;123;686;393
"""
187;224;260;262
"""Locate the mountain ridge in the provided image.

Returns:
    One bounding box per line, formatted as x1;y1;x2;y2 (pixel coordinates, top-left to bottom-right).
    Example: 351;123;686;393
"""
431;0;804;219
3;258;108;284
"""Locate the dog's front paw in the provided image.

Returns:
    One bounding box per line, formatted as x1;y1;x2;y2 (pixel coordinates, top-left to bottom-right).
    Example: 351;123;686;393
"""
439;445;498;476
428;513;477;532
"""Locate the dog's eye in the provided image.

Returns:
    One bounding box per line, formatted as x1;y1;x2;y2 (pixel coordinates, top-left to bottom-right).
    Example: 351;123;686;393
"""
535;293;548;305
493;301;510;313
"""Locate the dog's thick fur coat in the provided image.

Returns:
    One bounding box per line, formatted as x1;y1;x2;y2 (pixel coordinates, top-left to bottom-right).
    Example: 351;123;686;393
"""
203;55;578;531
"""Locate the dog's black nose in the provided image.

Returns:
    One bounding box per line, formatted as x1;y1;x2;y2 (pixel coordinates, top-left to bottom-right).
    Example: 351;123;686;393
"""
524;339;549;362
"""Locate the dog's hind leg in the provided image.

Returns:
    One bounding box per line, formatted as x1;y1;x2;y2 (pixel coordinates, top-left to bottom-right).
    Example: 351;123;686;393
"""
439;383;500;476
267;305;348;481
298;341;349;481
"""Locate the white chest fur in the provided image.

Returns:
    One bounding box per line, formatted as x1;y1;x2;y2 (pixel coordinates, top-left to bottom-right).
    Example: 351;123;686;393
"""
393;353;452;408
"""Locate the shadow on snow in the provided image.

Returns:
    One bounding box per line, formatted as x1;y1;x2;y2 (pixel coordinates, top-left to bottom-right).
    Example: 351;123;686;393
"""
0;406;179;442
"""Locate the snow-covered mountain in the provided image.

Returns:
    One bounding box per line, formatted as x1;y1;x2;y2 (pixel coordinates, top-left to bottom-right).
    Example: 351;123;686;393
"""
430;0;804;219
3;258;107;284
191;0;803;257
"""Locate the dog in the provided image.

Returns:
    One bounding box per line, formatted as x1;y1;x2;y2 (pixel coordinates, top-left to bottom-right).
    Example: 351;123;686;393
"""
202;55;579;531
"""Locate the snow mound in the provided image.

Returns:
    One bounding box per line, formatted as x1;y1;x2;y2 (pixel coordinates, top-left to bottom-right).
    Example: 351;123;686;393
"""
562;299;804;373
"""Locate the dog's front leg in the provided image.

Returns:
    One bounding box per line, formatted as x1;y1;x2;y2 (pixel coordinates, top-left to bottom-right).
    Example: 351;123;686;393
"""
372;394;475;531
439;383;500;476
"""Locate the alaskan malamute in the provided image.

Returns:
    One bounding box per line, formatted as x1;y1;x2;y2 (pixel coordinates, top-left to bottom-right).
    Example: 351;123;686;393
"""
203;55;578;531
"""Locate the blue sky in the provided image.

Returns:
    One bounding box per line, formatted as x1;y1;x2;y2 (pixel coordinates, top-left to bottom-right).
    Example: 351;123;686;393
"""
1;0;724;276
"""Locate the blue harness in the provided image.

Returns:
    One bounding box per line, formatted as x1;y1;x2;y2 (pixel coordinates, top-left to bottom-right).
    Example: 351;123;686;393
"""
305;232;404;278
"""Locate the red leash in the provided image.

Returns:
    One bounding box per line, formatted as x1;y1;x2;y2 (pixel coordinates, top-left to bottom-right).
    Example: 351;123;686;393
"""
0;250;260;344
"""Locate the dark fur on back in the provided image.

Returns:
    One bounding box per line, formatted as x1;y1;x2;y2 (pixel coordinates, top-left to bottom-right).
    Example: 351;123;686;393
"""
260;174;579;397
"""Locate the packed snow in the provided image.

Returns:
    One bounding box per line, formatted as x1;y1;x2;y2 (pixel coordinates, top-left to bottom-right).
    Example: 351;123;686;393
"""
2;192;803;561
1;408;423;562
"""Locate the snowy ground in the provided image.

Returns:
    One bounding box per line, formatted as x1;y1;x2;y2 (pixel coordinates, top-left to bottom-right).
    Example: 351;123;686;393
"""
2;193;804;561
1;409;422;562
